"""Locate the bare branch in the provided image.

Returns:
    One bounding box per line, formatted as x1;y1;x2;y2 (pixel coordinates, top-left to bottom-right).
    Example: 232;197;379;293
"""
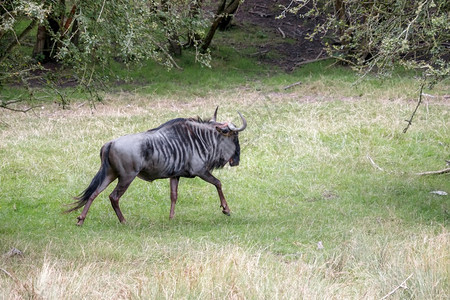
403;83;425;134
97;0;107;22
1;99;37;113
0;267;15;280
283;81;302;90
0;104;36;113
416;168;450;176
277;27;286;38
150;39;183;70
294;56;333;67
1;99;24;106
380;273;413;300
367;155;384;171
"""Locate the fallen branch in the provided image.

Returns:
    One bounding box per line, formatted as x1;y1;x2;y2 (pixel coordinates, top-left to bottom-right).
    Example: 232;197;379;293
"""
0;101;36;113
415;167;450;176
294;56;332;67
421;93;435;98
365;155;449;176
283;81;302;90
249;49;270;57
380;273;413;300
367;155;384;171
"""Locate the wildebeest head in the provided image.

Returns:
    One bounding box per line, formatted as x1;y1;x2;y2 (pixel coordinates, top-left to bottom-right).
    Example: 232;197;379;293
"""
210;107;247;167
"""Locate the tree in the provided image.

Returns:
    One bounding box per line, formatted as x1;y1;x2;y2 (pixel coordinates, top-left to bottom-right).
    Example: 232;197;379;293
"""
0;0;213;109
0;1;48;64
32;0;62;62
281;0;449;133
201;0;242;53
0;1;51;110
281;0;449;85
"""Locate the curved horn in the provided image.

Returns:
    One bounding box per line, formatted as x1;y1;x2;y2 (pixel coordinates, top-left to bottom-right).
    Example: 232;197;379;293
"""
228;111;247;132
211;106;219;122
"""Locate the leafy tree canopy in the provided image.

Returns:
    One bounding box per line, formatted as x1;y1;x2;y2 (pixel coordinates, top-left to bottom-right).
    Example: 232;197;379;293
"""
1;0;211;107
281;0;449;85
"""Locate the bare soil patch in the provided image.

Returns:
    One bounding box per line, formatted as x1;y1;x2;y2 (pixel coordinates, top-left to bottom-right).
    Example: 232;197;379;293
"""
234;0;325;71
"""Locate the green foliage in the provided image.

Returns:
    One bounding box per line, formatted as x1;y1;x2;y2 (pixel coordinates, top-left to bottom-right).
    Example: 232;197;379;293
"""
0;2;47;106
282;0;450;85
0;0;214;107
57;1;210;79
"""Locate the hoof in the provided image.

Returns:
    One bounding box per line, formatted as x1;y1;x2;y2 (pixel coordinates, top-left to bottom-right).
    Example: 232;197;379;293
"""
222;210;231;216
76;217;84;226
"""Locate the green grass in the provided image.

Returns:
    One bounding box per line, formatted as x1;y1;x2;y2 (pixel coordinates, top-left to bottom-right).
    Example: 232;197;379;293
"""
102;46;272;98
1;68;449;298
1;14;449;298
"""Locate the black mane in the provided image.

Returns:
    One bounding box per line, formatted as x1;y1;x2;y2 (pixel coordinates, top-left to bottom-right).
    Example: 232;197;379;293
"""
148;116;212;132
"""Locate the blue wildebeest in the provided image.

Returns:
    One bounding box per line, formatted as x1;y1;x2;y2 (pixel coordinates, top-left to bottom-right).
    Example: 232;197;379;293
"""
67;107;246;225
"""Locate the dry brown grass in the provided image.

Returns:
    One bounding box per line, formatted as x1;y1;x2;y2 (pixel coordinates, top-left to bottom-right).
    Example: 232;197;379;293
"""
1;228;448;299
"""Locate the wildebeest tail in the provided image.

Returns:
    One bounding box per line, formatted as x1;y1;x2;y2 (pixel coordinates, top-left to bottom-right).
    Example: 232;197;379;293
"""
65;142;112;213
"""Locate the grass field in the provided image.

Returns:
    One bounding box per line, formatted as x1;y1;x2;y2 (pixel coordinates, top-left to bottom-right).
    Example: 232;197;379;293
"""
1;59;449;299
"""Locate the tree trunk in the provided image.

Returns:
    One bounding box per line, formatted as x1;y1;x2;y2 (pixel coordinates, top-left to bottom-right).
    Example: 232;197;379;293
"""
70;17;79;47
32;25;46;60
0;20;37;64
218;1;239;31
32;0;65;62
168;36;182;56
32;17;60;62
201;0;241;53
334;0;347;30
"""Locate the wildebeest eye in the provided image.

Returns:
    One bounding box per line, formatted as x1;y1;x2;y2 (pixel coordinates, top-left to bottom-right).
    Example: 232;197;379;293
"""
216;127;230;135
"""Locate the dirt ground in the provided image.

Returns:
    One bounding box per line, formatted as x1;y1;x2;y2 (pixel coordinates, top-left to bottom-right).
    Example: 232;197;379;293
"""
234;0;325;71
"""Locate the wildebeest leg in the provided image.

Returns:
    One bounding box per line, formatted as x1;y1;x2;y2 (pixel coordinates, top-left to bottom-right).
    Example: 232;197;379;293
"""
169;177;180;219
77;174;117;226
198;172;231;216
109;176;135;223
